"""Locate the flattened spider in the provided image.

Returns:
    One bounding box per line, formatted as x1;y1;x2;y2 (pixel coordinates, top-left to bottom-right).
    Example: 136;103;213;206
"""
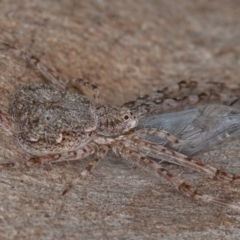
1;42;240;211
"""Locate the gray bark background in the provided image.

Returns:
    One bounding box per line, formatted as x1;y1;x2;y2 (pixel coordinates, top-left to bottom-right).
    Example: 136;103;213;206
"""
1;0;240;239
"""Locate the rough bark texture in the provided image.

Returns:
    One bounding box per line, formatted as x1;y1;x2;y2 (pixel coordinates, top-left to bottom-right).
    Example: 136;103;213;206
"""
1;0;240;239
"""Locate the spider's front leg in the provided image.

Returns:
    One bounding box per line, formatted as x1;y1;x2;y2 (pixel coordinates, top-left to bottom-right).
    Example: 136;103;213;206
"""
0;110;15;136
113;142;240;212
124;80;198;108
130;134;240;183
123;80;240;116
133;128;181;147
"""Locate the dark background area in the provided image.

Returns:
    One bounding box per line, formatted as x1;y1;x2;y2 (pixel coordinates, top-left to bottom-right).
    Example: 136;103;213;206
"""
1;0;240;239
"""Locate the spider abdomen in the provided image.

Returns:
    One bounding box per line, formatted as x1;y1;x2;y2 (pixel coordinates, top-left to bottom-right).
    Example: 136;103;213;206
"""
9;83;97;155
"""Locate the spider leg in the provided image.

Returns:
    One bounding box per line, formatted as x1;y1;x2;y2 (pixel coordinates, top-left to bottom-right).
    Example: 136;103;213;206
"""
62;145;108;195
130;136;240;183
0;110;15;136
66;78;100;104
124;80;198;107
0;42;65;89
0;143;96;169
133;128;180;147
114;142;240;212
123;80;240;116
0;42;100;102
126;92;219;117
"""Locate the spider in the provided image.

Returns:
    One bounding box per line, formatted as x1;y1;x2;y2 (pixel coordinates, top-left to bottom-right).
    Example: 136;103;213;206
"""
1;42;240;212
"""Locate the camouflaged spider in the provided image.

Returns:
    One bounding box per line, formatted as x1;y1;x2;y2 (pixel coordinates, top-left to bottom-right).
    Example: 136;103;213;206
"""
1;42;240;211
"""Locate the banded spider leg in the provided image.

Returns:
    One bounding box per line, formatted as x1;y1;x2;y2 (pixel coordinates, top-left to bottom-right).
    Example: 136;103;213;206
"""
0;42;100;102
123;79;240;117
112;128;240;212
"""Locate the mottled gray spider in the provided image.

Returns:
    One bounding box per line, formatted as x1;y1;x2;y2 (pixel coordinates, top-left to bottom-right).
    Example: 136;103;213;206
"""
1;42;240;211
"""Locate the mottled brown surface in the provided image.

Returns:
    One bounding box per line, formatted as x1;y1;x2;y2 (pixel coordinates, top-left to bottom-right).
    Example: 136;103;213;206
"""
1;0;240;239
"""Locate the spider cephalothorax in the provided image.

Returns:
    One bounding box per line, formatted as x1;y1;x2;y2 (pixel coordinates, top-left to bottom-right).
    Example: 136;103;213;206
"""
96;105;137;137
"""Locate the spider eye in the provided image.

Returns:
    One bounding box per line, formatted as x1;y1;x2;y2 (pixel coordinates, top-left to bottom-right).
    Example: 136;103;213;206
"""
45;115;51;121
124;115;129;120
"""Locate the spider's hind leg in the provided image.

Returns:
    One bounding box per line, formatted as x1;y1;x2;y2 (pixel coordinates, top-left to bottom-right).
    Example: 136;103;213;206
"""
0;143;97;170
66;78;100;104
0;110;15;136
0;42;67;89
0;42;100;103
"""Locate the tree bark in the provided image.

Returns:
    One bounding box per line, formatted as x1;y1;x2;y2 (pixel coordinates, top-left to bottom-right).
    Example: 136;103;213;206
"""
1;0;240;239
